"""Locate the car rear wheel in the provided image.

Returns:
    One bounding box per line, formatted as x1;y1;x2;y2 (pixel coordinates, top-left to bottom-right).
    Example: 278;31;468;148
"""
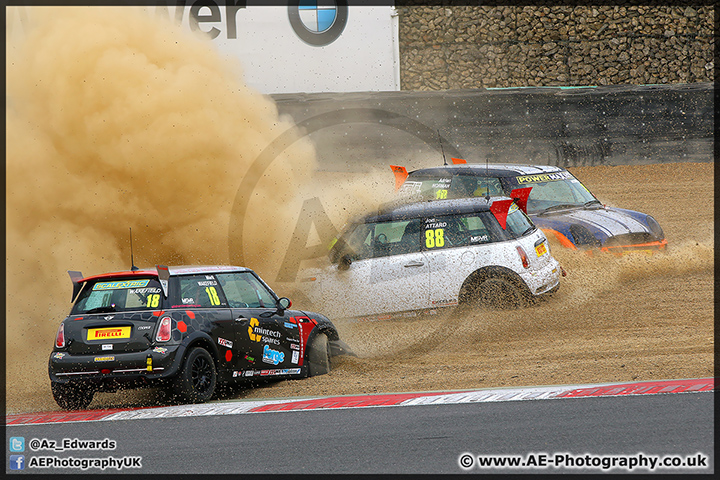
51;381;94;410
479;278;528;309
173;347;216;404
307;333;330;377
462;277;529;310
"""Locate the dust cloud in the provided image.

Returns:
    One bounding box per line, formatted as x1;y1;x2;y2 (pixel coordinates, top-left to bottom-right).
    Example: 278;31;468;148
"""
5;8;712;414
5;6;389;413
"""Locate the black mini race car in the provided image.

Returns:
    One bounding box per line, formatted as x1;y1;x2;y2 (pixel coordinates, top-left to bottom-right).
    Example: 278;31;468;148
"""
49;265;351;410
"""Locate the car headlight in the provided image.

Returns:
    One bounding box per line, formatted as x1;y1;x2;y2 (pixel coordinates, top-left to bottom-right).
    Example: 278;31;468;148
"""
646;215;664;240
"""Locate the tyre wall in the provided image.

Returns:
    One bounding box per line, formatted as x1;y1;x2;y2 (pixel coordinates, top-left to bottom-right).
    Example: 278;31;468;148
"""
272;83;713;171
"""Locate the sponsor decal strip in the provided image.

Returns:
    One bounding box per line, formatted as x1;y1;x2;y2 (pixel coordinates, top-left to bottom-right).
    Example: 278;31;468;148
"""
5;378;713;426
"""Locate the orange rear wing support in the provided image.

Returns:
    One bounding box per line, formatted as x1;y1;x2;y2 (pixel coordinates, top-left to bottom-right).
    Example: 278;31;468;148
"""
390;165;409;191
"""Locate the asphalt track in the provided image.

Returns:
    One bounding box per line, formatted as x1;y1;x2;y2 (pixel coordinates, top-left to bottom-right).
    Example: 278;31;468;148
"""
5;380;714;475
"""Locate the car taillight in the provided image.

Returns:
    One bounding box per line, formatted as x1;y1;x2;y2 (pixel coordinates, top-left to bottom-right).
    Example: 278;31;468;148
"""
155;317;172;342
516;246;530;268
55;323;65;348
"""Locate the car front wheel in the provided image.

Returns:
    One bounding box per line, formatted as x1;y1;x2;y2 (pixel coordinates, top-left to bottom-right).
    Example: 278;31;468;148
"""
173;347;217;404
51;381;94;410
307;333;330;377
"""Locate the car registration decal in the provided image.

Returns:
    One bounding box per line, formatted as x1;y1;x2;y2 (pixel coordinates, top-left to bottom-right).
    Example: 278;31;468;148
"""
87;326;131;341
535;242;547;257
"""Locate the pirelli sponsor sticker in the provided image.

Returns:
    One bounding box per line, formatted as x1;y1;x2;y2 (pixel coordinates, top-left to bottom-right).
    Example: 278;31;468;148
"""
88;327;132;341
93;279;150;290
516;171;572;184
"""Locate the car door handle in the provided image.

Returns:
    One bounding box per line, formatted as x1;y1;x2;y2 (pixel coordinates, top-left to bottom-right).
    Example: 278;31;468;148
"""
404;261;425;268
235;317;249;324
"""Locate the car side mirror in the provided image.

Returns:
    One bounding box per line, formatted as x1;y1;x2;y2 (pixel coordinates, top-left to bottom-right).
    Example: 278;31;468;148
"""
277;297;291;314
338;254;352;271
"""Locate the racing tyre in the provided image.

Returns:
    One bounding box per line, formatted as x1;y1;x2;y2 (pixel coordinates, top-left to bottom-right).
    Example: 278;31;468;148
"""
471;278;529;309
307;333;330;377
173;347;217;404
51;381;94;410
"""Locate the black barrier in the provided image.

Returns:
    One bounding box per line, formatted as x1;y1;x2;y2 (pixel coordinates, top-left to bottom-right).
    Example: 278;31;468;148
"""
271;83;713;171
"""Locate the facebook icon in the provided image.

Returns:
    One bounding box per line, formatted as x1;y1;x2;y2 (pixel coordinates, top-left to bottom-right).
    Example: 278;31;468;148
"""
10;455;25;470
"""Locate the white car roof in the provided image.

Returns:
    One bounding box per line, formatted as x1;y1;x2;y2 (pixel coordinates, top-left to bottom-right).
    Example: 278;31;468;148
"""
167;265;251;275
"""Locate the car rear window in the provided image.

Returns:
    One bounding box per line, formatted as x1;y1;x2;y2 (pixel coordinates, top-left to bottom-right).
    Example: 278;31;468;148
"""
503;203;536;238
401;174;505;200
72;278;163;314
330;219;422;260
329;204;536;263
169;275;229;308
422;208;533;249
216;272;276;308
399;176;452;200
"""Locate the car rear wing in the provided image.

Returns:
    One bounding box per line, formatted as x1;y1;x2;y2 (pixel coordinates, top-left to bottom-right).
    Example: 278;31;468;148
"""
510;187;532;214
156;265;170;298
489;189;531;229
390;165;408;191
68;271;84;302
390;158;467;191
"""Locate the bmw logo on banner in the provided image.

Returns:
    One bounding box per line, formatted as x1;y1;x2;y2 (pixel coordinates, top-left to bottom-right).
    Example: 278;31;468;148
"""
288;0;348;46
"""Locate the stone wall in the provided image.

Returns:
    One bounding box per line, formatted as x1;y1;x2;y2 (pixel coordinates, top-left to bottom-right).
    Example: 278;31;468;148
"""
398;4;714;90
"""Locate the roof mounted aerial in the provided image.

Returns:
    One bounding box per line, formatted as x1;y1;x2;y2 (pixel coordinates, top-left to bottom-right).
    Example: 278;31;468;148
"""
437;129;448;166
485;157;491;202
129;228;139;271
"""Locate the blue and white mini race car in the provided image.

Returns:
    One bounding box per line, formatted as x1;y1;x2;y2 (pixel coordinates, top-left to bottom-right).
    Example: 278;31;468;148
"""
391;162;667;255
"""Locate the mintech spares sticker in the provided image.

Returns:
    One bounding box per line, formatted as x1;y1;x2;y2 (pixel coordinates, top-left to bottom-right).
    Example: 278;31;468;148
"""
87;327;131;341
515;171;572;184
247;318;281;345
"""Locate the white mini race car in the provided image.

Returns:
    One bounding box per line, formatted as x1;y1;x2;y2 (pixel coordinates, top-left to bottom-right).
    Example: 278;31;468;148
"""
300;196;563;321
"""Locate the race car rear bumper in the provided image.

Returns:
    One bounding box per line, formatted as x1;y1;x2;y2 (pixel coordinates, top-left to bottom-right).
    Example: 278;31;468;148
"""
519;256;562;297
48;344;185;387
